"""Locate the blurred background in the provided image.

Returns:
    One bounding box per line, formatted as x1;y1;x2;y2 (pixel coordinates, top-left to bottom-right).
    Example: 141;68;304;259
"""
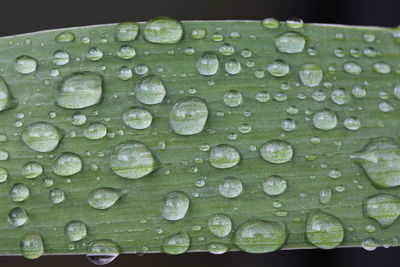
1;0;400;266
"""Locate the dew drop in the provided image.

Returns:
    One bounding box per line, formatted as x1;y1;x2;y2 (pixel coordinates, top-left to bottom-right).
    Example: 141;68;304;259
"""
263;175;287;196
117;45;136;59
344;116;361;131
0;77;17;112
261;18;280;29
135;75;166;105
331;88;350;105
88;187;125;210
260;140;293;164
319;188;332;204
0;168;8;183
87;239;120;265
144;17;183;44
23;162;43;179
223;90;243;107
65;220;87;241
21;122;63;153
84;122;107;140
15;56;37;74
49;188;66;204
219;176;243;198
115;22;139;42
313;109;337;130
281;118;296;132
20;232;44;259
362;238;378;251
267;60;290;77
208;214;232;237
225;59;241;75
10;183;30;202
53;50;70;66
363;194;400;228
209;144;240;169
53;152;82;176
190;28;207;39
197;52;219;76
163;232;190;255
344;62;362;75
299;64;323;87
256;91;270;103
122;107;153;130
275;32;306;54
118;66;133;81
55;31;75;43
207;243;229;255
8;207;29;227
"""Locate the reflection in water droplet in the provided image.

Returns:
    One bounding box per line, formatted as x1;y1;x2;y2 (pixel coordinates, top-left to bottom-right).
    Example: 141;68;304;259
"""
115;22;139;42
161;191;190;221
144;17;183;44
135;75;166;105
196;52;219;76
15;56;37;74
53;50;70;66
268;60;290;77
263;175;287;196
170;97;208;135
53;152;83;176
23;162;43;179
163;232;190;255
123;107;153;130
313;109;337;130
87;239;120;265
363;193;400;228
0;77;17;112
208;213;232;237
219;176;243;198
299;64;323;87
225;59;241;75
88;187;125;210
20;232;44;259
84;122;107;140
331;88;350;105
65;220;87;241
362;238;378;251
10;183;30;202
223;90;243;107
275;32;305;54
234;220;287;253
207;243;229;254
260;140;293;164
21;122;63;152
8;207;29;227
209;144;240;169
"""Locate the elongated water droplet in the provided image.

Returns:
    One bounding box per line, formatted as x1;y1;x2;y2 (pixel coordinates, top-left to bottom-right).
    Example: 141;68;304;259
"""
363;194;400;228
123;107;153;130
110;141;158;179
23;162;43;179
344;61;362;75
350;138;400;188
55;31;75;43
197;52;219;76
20;232;44;259
88;187;125;210
8;207;29;227
208;214;232;237
65;220;87;241
0;77;17;112
84;122;107;140
299;64;323;87
267;60;290;77
261;18;280;29
144;17;183;44
56;72;103;109
21;122;63;152
207;243;229;255
234;220;287;253
87;239;120;265
169;97;209;135
10;183;30;202
117;45;136;59
209;144;240;169
263;175;287;196
53;152;82;176
15;56;37;74
163;232;190;255
260;140;293;164
115;22;139;42
86;47;103;61
161;191;190;221
306;210;344;249
313;109;337;130
135;75;166;105
319;187;332;204
275;32;306;54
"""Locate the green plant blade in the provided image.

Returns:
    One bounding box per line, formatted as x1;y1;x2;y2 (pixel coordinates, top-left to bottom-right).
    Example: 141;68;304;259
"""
0;19;400;258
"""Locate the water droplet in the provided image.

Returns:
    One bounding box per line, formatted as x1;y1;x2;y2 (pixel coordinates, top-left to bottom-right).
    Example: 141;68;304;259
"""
8;207;29;227
275;32;306;54
21;122;63;153
161;191;189;221
87;239;120;265
319;187;332;204
363;193;400;228
373;62;390;74
53;152;82;176
0;77;17;112
49;188;66;204
223;90;243;107
10;183;30;202
208;214;232;237
260;140;293;164
352;86;366;98
53;50;70;66
135;75;166;105
84;122;107;140
362;238;378;251
88;187;125;210
313;109;337;130
299;64;323;87
122;107;153;130
261;18;280;29
267;60;290;77
169;97;208;135
286;17;304;29
115;22;139;42
209;144;240;169
86;47;103;61
163;232;190;255
219;176;243;198
344;62;362;75
219;43;234;56
190;28;207;39
117;45;136;59
350;138;400;188
306;210;344;249
56;72;103;109
111;141;158;179
15;56;37;74
55;31;75;43
20;232;44;259
207;243;229;255
225;59;241;75
331;88;350;105
256;91;270;103
281;118;296;132
263;175;287;196
118;66;133;81
144;17;183;44
234;220;287;253
65;220;87;241
344;116;361;131
0;168;8;183
23;162;43;179
196;52;219;76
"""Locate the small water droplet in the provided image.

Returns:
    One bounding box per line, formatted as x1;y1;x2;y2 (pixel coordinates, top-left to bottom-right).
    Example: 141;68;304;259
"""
206;243;229;255
10;183;30;202
299;64;323;87
373;62;391;74
331;88;350;105
225;59;241;75
267;60;290;77
161;191;189;221
55;31;75;43
319;187;332;204
84;122;107;140
209;144;240;169
344;61;362;75
117;45;136;59
263;175;287;196
260;140;293;164
190;28;207;39
135;75;166;105
223;90;243;107
53;152;82;176
219;176;243;198
122;107;153;130
344;116;361;131
15;56;37;74
49;188;66;204
8;207;29;227
0;77;17;112
313;109;337;130
362;238;378;251
23;162;43;179
144;17;183;44
208;214;232;237
65;220;87;241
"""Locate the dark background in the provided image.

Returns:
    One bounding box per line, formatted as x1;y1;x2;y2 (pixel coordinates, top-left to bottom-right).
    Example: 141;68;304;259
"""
1;0;400;266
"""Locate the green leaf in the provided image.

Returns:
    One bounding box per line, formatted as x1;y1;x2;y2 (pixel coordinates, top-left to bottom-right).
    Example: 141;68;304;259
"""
0;18;400;259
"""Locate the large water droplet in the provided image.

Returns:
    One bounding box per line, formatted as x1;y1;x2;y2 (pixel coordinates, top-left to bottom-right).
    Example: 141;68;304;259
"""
123;107;153;130
275;32;306;54
87;239;120;265
161;191;190;221
8;207;29;227
144;17;183;44
56;72;103;109
135;75;166;105
260;140;293;164
234;220;287;253
53;152;82;176
299;64;323;87
263;175;287;196
115;22;139;42
20;232;44;259
350;138;400;188
363;194;400;228
65;220;87;241
209;144;240;169
21;122;63;152
163;232;190;255
219;176;243;198
110;141;158;179
0;77;17;112
306;210;344;249
169;96;209;135
88;187;126;210
208;214;232;237
196;52;219;76
15;56;37;74
313;109;337;130
10;183;30;202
